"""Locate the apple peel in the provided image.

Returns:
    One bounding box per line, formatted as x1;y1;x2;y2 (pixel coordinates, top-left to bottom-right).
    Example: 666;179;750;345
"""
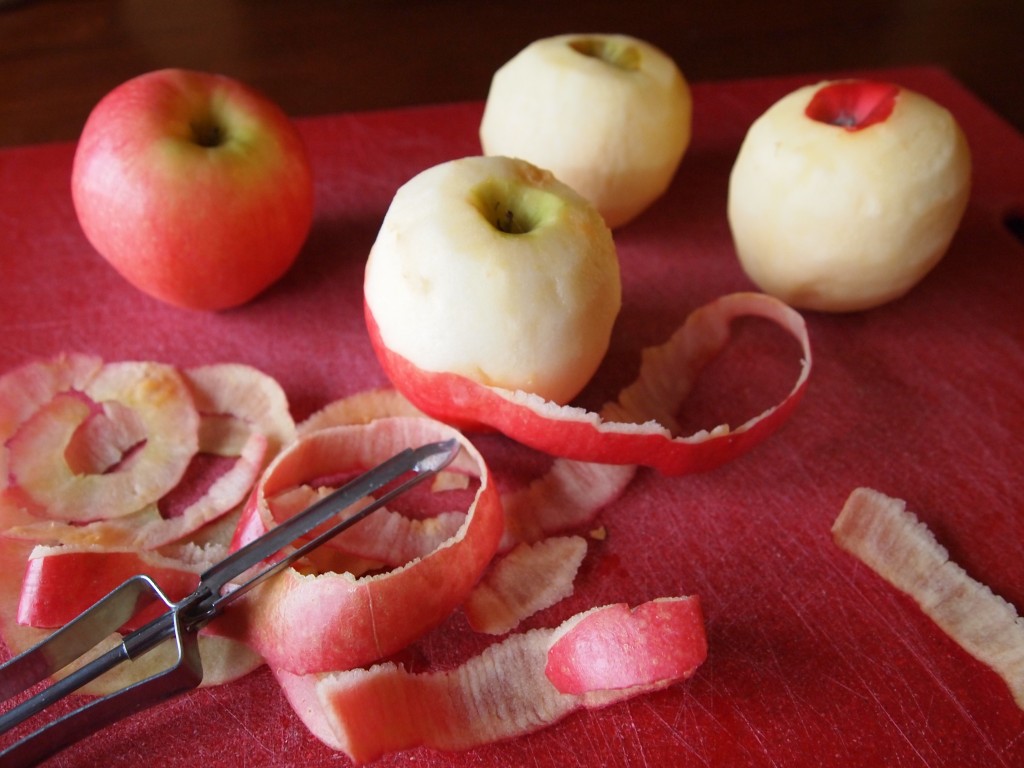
5;361;200;522
1;360;291;550
368;292;811;475
211;416;504;675
16;546;203;630
0;536;261;694
464;535;588;635
273;596;705;764
804;80;901;131
252;484;466;567
0;355;297;693
833;487;1024;709
296;388;636;551
500;457;636;549
545;598;707;694
183;363;296;457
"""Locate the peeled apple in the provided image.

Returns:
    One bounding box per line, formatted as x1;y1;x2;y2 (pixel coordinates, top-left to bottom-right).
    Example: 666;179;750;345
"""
481;33;692;228
728;79;971;312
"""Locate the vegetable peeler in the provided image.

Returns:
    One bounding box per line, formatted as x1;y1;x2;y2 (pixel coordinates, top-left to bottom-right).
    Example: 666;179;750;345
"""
0;438;461;767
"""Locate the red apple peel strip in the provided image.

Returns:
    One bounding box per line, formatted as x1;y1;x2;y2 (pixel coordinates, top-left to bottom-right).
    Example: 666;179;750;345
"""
16;546;203;630
273;596;705;764
211;416;504;675
287;388;632;639
367;292;811;475
833;487;1024;709
0;537;261;694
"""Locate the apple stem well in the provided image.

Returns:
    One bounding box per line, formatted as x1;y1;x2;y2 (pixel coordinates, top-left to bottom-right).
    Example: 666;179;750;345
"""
472;179;562;235
189;117;226;148
568;37;641;72
804;81;901;131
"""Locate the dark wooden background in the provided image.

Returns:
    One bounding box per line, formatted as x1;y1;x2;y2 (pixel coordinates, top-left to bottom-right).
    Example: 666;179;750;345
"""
1;0;1022;148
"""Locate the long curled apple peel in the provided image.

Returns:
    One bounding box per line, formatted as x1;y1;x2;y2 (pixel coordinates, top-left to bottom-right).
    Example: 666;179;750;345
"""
273;596;706;764
211;416;505;675
367;291;811;475
0;357;294;692
0;360;292;549
5;361;200;522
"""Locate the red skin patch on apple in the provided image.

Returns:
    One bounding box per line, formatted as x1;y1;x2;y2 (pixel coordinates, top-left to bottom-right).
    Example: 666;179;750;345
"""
804;80;900;131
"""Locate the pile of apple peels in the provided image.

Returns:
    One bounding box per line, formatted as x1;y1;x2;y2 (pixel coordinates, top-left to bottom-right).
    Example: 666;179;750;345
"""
0;291;810;763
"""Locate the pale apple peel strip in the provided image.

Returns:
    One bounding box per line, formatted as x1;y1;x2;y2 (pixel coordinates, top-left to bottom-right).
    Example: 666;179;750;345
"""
184;363;297;457
0;423;264;549
272;595;706;765
0;353;105;490
63;399;147;475
500;457;636;549
833;487;1024;709
1;360;292;550
464;535;588;635
5;361;200;522
0;356;295;692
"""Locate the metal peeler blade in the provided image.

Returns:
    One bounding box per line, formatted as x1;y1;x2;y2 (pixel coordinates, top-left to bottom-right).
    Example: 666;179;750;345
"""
0;437;461;767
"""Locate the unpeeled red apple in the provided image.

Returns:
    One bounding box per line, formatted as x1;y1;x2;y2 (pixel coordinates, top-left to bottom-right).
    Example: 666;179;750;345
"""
727;80;971;312
480;34;692;229
72;69;315;311
364;155;620;412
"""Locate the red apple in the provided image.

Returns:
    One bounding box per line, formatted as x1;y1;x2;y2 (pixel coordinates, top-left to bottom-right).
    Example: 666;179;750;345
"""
71;69;315;311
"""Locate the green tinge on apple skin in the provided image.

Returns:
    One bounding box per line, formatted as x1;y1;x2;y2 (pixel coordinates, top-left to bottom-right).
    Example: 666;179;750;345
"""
471;178;567;235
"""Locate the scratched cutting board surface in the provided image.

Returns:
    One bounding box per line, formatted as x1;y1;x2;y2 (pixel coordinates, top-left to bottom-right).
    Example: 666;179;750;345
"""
1;66;1022;767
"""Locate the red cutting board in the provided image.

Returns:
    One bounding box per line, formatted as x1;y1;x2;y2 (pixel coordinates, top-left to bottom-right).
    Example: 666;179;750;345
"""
1;66;1022;767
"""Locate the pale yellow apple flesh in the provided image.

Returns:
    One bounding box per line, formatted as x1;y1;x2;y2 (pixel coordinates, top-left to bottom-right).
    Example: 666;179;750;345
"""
727;80;972;312
364;156;621;405
480;33;692;229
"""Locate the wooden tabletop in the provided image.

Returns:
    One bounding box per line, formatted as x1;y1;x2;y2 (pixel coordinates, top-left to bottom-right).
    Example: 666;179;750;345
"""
1;0;1022;148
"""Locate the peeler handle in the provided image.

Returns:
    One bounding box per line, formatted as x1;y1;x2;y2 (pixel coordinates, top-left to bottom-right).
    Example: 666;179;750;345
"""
0;576;204;766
